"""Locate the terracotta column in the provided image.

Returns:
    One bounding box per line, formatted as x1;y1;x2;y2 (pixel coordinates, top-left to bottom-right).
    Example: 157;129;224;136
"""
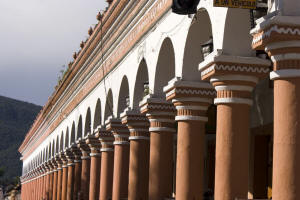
97;125;115;200
52;160;58;200
86;134;102;200
123;110;150;200
60;152;69;200
65;148;75;200
42;165;47;200
139;97;176;200
48;161;54;200
56;155;63;200
199;54;270;200
72;145;82;200
107;118;130;200
252;15;300;200
77;138;91;200
164;78;215;200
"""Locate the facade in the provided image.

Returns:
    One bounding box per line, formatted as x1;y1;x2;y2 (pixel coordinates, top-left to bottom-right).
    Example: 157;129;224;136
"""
19;0;300;200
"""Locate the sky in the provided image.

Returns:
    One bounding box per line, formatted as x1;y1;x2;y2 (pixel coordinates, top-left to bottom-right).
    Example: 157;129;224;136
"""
0;0;107;106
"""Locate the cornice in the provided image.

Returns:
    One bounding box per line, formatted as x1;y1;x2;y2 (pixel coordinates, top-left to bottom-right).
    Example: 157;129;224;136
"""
20;0;172;160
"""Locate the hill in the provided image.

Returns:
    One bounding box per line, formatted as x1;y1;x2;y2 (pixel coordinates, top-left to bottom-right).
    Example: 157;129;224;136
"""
0;95;41;186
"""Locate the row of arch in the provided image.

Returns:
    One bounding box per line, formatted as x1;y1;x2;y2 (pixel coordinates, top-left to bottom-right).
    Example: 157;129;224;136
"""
23;5;254;175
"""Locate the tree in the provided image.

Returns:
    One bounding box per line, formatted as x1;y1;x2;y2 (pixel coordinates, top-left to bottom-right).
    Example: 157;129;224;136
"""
0;168;4;178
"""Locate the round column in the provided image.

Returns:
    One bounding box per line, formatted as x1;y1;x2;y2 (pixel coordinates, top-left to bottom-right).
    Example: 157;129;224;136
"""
140;98;176;200
56;157;63;200
97;125;115;200
52;161;58;200
123;111;150;200
77;138;91;200
252;20;300;199
164;78;216;200
199;55;270;199
60;153;68;200
48;162;54;200
86;134;102;200
65;149;75;200
108;118;130;200
72;146;82;200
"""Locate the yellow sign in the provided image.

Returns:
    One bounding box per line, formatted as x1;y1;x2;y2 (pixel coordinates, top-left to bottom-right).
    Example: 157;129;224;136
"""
214;0;256;9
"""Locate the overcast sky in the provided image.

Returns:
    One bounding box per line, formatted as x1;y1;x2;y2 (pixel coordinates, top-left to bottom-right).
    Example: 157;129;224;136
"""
0;0;107;106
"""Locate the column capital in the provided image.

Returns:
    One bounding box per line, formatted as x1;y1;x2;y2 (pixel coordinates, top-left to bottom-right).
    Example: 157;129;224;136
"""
164;78;215;121
95;125;114;152
252;14;300;80
85;134;101;157
140;96;176;133
105;118;129;145
121;108;149;140
198;52;270;106
76;138;91;160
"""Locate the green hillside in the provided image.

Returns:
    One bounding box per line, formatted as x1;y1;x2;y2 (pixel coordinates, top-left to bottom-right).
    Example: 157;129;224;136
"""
0;95;41;186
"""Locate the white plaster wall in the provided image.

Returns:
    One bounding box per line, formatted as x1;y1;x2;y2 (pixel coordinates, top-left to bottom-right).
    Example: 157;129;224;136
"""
23;1;257;173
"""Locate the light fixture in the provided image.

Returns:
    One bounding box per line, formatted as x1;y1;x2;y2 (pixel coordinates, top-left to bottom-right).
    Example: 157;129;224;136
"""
172;0;200;15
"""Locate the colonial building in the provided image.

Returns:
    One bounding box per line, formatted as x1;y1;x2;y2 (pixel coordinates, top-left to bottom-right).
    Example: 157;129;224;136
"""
19;0;300;199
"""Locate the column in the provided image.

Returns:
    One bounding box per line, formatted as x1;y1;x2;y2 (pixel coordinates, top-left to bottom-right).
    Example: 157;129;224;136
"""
60;152;68;200
97;125;115;200
199;54;270;199
122;110;150;200
52;160;58;200
56;156;63;200
65;148;75;200
86;134;102;200
107;118;130;200
139;97;176;199
72;145;82;200
77;138;91;200
48;161;54;200
252;14;300;200
42;165;47;200
164;78;215;200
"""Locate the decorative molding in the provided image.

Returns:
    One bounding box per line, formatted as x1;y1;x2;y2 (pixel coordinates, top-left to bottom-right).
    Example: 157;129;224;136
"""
149;118;174;123
172;97;212;104
270;69;300;80
175;115;208;122
89;153;101;157
149;127;176;132
166;88;216;98
201;64;269;77
253;25;300;45
215;85;254;92
175;105;208;111
113;141;130;145
129;136;150;140
100;148;114;152
271;53;300;62
129;128;149;133
214;97;253;106
210;74;259;84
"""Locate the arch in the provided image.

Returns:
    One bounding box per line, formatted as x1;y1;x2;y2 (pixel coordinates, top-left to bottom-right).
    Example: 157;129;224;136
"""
65;127;69;148
104;89;114;121
52;139;55;157
117;76;130;116
84;108;92;136
133;59;149;109
153;38;176;96
60;131;64;152
70;121;76;145
182;9;212;81
55;135;59;154
93;99;102;129
77;115;83;139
